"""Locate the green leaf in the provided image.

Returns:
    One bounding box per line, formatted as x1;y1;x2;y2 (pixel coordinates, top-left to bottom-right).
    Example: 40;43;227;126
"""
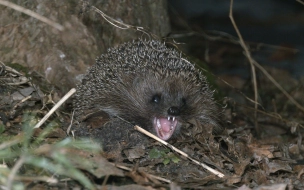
170;155;180;163
163;158;170;165
149;148;162;159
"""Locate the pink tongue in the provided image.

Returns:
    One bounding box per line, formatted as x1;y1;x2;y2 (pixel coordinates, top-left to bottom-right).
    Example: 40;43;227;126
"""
158;118;171;132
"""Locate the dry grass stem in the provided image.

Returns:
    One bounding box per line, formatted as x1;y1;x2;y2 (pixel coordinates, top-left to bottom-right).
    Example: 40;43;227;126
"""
0;0;64;31
296;0;304;5
229;0;304;116
34;88;76;129
15;176;58;184
6;79;29;86
253;60;304;113
229;0;259;132
0;61;22;76
13;95;32;110
134;125;225;178
235;102;303;129
112;163;172;183
66;110;75;135
84;2;152;38
0;61;29;85
6;155;25;190
169;32;298;54
90;6;132;30
218;77;262;107
101;175;109;189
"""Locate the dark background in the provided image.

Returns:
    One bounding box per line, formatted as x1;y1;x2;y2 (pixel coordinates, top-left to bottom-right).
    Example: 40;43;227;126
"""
168;0;304;79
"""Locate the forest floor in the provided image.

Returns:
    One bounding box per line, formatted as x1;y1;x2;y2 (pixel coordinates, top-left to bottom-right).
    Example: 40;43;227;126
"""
1;48;304;189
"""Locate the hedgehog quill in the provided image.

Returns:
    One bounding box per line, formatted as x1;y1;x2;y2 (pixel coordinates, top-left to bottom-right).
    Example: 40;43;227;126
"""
74;40;220;143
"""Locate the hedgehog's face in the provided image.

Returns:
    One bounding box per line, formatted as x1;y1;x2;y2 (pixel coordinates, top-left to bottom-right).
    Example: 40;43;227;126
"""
124;74;213;141
148;92;186;141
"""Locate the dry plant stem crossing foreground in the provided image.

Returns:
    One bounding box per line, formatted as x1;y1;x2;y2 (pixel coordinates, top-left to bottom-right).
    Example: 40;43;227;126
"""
34;88;76;129
134;125;225;178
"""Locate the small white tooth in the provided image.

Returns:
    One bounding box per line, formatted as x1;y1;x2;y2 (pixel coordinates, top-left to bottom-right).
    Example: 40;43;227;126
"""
168;116;170;121
157;119;161;128
173;117;175;121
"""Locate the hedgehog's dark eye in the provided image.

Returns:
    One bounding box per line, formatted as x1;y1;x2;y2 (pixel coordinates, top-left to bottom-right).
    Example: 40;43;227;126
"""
152;94;161;103
181;97;186;106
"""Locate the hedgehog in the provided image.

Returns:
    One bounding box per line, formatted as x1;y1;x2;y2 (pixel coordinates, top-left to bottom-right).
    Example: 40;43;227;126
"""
73;40;220;143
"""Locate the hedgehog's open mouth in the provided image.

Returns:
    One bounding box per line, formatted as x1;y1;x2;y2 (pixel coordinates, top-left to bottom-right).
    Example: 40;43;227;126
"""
153;116;177;141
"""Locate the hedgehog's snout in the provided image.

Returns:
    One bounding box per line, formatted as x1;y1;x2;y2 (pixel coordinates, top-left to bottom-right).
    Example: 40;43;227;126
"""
167;106;180;116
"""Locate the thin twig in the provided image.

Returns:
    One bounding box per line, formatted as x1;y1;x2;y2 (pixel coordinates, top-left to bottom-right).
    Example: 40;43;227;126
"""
66;109;75;135
232;101;304;129
101;175;109;190
213;72;262;107
296;0;304;6
169;31;299;54
6;79;30;86
86;3;151;38
0;0;64;31
0;61;24;76
13;95;32;109
112;163;172;183
90;6;131;30
252;60;304;113
34;88;76;128
229;0;259;132
134;125;225;178
6;155;25;190
14;176;58;183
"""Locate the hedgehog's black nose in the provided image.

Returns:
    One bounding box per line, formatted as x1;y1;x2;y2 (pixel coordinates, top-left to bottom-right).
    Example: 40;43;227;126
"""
168;106;180;116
